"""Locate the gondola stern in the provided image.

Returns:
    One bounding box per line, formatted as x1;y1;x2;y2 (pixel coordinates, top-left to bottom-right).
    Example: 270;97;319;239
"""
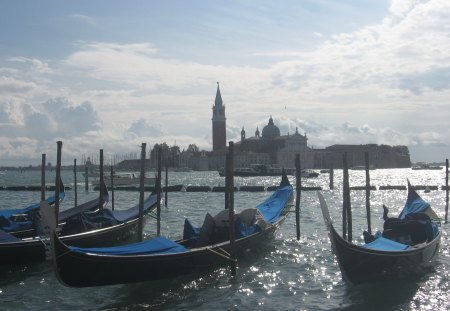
280;169;291;188
38;199;71;285
317;192;333;231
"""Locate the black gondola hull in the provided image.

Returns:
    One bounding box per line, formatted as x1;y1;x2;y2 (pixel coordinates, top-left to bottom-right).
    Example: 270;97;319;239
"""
53;223;281;287
329;224;441;284
0;217;144;265
0;187;158;266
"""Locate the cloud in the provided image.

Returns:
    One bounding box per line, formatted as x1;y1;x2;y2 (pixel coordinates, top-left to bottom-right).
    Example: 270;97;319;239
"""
126;118;166;138
7;57;52;74
70;14;96;25
0;76;38;94
0;97;101;139
396;66;450;94
389;0;415;18
313;32;323;38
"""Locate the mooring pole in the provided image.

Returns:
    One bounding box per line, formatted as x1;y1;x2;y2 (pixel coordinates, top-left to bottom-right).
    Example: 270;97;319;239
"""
445;158;449;223
84;165;89;191
138;143;146;242
99;149;104;209
225;157;230;210
41;154;46;201
165;165;168;207
227;141;237;277
295;154;301;240
55;141;62;221
364;152;371;235
330;166;334;190
342;153;352;242
110;165;115;211
74;159;78;208
157;146;162;236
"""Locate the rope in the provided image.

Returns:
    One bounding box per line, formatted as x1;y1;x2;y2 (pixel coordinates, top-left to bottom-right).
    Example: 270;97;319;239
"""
205;247;234;262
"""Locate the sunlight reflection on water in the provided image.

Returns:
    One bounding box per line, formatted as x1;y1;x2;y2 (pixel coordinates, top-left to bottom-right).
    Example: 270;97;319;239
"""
0;168;448;310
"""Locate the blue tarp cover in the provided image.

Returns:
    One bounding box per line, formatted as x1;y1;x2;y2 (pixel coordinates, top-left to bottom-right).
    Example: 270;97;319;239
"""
362;236;413;251
0;192;65;219
0;192;66;232
69;236;188;255
256;185;292;223
399;185;430;219
111;193;157;222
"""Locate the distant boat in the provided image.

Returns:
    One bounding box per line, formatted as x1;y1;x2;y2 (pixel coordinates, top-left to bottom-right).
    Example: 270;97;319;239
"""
300;169;319;178
218;164;295;177
351;165;376;170
92;173;156;186
412;163;442;170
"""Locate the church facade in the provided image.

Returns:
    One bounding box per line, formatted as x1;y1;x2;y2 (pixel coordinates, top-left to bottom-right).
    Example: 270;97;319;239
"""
234;117;314;169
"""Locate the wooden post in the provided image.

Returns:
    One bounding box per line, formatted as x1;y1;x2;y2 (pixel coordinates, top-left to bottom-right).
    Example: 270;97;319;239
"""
165;165;168;207
55;141;62;221
342;153;352;242
137;143;146;242
295;154;301;240
110;165;115;211
364;152;371;234
445;158;449;223
99;149;104;209
225;156;230;210
157;146;162;236
227;141;237;277
74;159;78;208
41;154;46;201
330;166;334;190
84;165;89;191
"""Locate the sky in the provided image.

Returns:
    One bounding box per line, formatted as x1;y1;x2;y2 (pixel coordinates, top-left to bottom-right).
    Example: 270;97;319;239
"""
0;0;449;166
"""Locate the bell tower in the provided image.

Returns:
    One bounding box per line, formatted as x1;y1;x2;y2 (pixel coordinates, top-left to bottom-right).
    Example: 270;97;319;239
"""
212;82;226;151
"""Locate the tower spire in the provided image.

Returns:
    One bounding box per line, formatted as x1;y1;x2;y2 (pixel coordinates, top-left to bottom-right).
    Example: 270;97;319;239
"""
215;82;223;107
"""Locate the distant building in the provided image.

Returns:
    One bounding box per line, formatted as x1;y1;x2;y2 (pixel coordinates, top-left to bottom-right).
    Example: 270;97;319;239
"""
312;144;411;169
183;85;412;171
234;117;313;168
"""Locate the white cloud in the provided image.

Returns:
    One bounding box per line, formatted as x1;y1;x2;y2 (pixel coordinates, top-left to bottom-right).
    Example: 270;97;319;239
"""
70;14;96;25
389;0;416;18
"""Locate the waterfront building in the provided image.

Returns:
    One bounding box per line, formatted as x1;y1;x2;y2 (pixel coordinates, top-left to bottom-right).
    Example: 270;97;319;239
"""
312;144;411;169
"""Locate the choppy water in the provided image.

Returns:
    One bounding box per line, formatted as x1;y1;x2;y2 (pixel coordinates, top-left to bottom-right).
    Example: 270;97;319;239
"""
0;168;449;310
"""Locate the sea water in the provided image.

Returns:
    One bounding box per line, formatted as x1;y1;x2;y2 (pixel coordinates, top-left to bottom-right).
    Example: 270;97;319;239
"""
0;168;448;310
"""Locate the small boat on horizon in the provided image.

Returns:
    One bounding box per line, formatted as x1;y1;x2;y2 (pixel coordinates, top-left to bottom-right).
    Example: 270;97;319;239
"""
92;172;156;187
218;164;295;177
412;163;442;170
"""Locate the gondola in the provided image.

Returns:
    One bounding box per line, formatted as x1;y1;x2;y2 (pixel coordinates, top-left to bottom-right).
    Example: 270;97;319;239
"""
47;173;293;287
0;183;160;266
318;181;441;285
0;179;66;239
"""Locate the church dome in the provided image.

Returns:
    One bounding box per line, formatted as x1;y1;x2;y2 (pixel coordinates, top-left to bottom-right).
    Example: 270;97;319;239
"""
261;116;280;139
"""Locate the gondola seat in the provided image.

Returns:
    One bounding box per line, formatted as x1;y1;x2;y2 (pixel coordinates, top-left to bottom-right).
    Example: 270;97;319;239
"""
63;209;121;235
382;213;436;245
